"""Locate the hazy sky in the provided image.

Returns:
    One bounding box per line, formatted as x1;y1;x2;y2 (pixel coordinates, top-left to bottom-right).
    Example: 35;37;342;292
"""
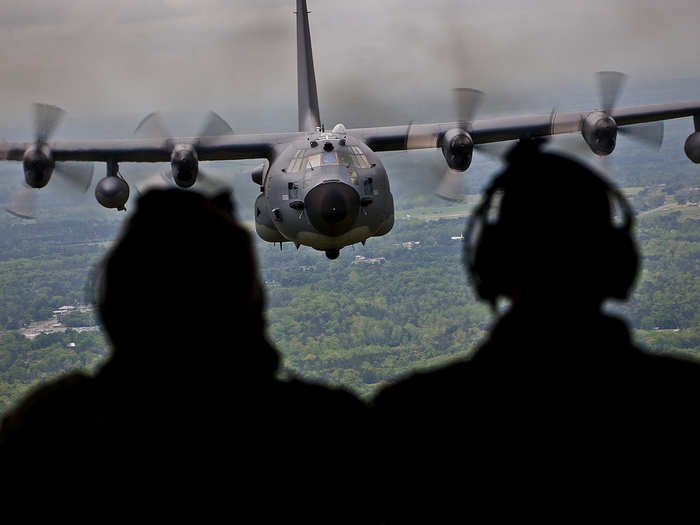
0;0;698;133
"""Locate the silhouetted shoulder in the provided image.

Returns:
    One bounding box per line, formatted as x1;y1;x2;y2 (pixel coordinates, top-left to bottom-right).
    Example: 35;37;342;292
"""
625;348;700;397
0;372;94;454
281;377;367;408
372;360;472;413
373;311;700;421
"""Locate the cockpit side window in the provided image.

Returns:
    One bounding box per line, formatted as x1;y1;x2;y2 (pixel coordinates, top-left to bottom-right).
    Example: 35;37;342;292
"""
287;150;305;173
288;182;300;200
348;146;371;169
303;171;313;188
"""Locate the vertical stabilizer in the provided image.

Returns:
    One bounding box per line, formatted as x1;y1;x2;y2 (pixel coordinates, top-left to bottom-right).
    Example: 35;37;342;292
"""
296;0;321;132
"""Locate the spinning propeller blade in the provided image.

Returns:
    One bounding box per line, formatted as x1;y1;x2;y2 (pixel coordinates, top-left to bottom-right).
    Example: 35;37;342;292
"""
133;111;234;195
134;111;172;140
55;162;95;193
197;111;234;142
597;71;627;114
6;104;94;219
619;120;664;149
6;185;37;219
33;103;65;144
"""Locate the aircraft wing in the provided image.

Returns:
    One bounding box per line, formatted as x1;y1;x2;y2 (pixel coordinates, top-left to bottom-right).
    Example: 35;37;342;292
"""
348;100;700;152
0;131;304;163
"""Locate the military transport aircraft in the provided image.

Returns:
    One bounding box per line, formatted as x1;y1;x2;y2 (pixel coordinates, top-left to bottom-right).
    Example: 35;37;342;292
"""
2;0;700;259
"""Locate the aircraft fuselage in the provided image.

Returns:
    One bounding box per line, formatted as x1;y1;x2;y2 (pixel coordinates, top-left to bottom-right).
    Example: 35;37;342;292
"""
255;125;394;258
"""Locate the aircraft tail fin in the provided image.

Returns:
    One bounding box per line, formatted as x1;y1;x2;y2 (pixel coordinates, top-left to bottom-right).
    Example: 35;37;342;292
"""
296;0;321;132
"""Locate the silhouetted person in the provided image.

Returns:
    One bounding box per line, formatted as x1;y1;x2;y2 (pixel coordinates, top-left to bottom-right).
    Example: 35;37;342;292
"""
0;188;373;523
372;140;700;523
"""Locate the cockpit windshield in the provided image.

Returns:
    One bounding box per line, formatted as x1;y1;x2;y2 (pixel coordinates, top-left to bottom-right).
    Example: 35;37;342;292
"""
321;152;338;165
286;145;370;173
306;152;339;168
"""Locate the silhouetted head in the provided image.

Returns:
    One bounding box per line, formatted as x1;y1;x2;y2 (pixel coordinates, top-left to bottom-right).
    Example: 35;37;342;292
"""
94;188;278;374
465;139;639;311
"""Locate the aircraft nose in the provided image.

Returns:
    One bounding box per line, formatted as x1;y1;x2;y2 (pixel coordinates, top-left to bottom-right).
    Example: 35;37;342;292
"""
305;181;360;236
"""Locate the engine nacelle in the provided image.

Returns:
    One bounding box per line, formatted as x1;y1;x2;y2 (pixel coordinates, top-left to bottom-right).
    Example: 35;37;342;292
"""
23;144;54;188
254;193;285;242
441;128;474;171
170;144;199;188
251;160;269;186
582;111;617;156
95;176;130;210
685;131;700;163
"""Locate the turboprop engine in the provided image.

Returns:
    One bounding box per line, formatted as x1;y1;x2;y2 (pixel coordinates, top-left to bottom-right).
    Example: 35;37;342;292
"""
582;111;617;156
441;128;474;171
251;160;269;186
170;144;199;188
23;144;54;188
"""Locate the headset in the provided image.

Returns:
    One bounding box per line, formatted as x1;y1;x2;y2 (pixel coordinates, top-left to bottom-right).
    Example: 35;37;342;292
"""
464;140;639;307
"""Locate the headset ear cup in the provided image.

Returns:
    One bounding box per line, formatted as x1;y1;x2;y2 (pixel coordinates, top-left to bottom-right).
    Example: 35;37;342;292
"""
592;184;639;301
471;224;508;303
606;228;639;300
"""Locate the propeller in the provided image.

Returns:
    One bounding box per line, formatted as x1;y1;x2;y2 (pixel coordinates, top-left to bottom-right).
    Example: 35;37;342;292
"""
6;104;94;219
597;71;664;149
134;110;234;148
408;87;505;202
549;71;664;178
133;110;233;192
406;10;519;203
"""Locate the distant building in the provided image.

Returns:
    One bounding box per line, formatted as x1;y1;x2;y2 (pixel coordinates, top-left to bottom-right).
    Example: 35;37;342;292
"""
352;255;386;265
392;241;421;250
